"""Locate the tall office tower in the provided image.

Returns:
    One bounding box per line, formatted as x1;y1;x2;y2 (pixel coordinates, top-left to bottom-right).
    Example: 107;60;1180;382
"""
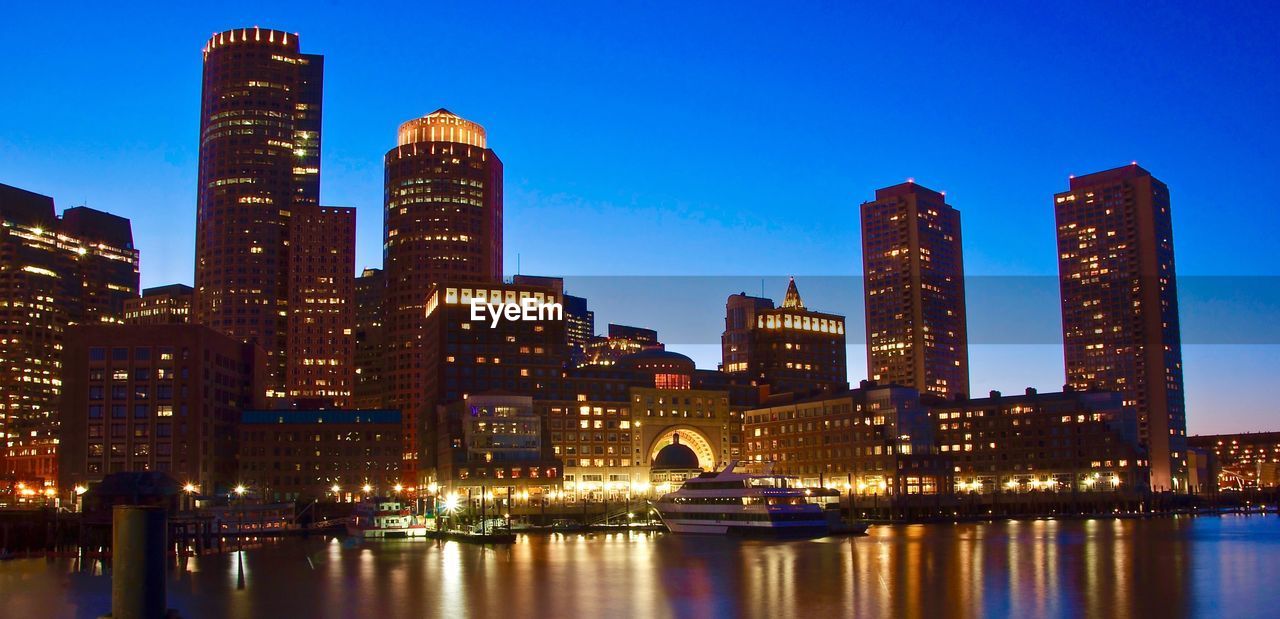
860;181;969;398
384;109;503;483
285;207;355;407
124;284;194;325
1055;164;1187;492
353;268;387;410
194;28;336;400
720;279;848;397
0;184;139;480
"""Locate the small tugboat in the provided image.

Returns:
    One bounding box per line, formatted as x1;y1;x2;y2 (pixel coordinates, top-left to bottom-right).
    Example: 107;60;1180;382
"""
347;498;430;539
654;461;864;538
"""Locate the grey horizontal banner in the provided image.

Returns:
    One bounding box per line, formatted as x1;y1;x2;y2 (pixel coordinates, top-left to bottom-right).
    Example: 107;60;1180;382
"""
527;275;1280;346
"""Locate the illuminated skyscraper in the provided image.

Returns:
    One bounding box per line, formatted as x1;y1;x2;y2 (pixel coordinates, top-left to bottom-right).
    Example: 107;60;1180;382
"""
860;181;969;398
1055;164;1187;492
384;109;503;481
194;28;353;405
0;183;139;480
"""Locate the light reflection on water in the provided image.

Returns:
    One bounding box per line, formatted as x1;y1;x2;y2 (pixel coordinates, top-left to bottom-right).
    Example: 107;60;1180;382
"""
1;515;1277;618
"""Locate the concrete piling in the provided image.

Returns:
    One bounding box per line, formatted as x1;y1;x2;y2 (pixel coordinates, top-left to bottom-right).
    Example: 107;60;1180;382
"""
107;506;167;619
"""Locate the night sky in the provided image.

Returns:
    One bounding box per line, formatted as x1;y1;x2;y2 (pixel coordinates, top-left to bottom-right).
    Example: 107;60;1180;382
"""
2;1;1278;433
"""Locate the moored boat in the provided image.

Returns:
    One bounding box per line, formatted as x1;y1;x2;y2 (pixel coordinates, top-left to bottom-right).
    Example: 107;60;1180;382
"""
347;499;430;539
653;461;863;538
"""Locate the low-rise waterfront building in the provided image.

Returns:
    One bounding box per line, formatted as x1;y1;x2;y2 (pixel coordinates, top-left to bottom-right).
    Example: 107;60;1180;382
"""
743;381;947;497
58;324;265;497
929;388;1150;495
1188;431;1280;490
238;409;402;502
434;394;562;504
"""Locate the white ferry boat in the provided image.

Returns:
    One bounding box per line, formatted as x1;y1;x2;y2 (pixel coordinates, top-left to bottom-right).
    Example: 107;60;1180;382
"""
653;461;858;537
347;499;430;539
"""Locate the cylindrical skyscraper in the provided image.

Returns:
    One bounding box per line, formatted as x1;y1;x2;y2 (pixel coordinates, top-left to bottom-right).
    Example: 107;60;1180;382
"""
383;109;503;483
194;28;325;397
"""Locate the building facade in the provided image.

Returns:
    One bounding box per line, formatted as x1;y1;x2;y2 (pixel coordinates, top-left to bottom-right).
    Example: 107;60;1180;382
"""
124;284;194;325
584;324;660;367
416;282;567;484
194;28;354;404
1189;432;1280;491
743;383;946;496
929;388;1149;496
861;181;969;398
384;109;504;483
721;279;848;397
353;268;387;409
1055;164;1187;492
1;183;139;480
512;275;594;365
284;206;355;407
58;324;265;496
238;409;402;501
434;395;561;497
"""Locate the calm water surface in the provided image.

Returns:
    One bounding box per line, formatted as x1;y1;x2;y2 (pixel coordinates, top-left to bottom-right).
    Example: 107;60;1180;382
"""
1;515;1276;618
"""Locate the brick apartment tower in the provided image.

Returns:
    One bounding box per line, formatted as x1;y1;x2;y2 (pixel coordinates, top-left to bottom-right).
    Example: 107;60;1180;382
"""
384;109;503;483
1055;164;1187;492
860;182;969;398
194;28;353;406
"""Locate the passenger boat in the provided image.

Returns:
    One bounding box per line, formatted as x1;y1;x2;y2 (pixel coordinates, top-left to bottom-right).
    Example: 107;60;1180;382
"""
653;461;862;537
346;499;430;539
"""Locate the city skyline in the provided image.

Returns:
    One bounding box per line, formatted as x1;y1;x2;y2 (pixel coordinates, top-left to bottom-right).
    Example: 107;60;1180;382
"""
2;2;1279;434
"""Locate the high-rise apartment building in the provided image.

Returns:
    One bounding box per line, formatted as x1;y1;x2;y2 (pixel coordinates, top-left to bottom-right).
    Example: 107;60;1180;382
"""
1055;164;1187;491
861;181;969;398
353;268;388;410
194;28;353;404
720;279;848;397
124;284;194;325
1;183;139;480
384;109;504;482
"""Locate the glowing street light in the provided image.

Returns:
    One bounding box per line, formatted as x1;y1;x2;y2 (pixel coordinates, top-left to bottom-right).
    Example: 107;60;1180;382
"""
73;485;88;496
362;484;373;494
394;484;404;493
442;492;461;514
233;484;246;496
331;484;341;494
183;483;198;494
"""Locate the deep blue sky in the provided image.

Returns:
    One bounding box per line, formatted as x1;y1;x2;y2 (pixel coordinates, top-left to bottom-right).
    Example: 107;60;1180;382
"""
2;2;1278;433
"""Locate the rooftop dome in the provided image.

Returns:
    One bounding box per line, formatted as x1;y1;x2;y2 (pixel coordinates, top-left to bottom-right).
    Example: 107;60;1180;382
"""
651;434;701;470
617;348;695;373
397;108;487;148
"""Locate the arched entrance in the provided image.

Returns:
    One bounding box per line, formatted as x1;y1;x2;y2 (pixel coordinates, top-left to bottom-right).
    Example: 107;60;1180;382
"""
648;427;716;471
